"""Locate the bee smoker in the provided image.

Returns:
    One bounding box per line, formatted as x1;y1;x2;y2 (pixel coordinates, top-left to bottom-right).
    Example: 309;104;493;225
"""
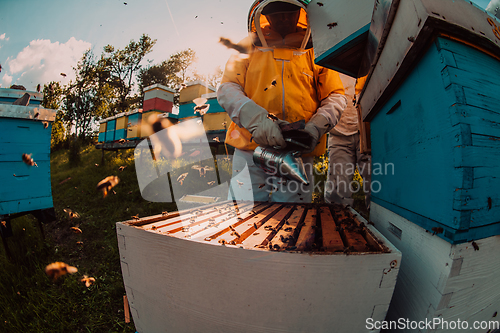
252;119;313;186
253;146;310;185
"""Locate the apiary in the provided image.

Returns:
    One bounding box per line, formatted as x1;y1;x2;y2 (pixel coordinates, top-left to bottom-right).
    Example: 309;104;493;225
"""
117;201;401;333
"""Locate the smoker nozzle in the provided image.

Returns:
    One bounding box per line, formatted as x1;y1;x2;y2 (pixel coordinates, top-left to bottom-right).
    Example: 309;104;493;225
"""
253;146;309;186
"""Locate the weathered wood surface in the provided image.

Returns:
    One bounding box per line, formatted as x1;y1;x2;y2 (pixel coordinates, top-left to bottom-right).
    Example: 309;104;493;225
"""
370;35;500;243
117;201;401;333
124;201;386;254
371;203;500;333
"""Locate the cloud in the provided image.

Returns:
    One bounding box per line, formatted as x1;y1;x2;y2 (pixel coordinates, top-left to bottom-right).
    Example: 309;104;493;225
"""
7;37;91;90
0;33;8;41
1;74;13;88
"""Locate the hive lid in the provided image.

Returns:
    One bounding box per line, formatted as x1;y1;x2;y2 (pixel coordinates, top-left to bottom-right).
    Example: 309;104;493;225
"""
0;104;56;121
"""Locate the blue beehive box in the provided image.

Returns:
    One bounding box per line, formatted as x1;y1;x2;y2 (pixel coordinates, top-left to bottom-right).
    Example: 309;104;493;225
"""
0;91;56;216
105;119;116;142
370;36;500;243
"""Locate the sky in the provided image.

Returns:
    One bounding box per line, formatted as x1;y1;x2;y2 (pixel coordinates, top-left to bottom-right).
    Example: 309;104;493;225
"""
0;0;495;92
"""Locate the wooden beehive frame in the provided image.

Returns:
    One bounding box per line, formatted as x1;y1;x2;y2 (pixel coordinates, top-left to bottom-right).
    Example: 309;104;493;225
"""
124;201;388;254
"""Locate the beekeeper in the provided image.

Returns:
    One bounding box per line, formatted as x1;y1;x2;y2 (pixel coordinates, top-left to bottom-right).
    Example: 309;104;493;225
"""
324;75;371;210
217;0;347;202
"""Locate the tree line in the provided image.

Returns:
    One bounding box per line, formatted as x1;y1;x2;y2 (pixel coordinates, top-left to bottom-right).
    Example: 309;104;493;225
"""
38;33;223;149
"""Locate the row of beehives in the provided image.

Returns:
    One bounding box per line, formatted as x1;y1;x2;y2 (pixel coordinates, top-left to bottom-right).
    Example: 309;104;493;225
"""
126;201;388;254
97;81;229;143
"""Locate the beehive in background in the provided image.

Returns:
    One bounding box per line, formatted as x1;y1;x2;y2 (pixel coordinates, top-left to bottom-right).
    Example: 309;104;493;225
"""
105;119;116;142
198;92;230;131
98;122;107;142
0;88;56;215
114;112;129;141
126;109;143;139
0;88;43;106
178;80;216;105
143;84;175;113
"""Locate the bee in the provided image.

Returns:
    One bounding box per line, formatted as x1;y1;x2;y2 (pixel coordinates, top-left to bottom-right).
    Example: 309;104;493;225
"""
177;172;189;185
70;227;82;234
118;165;127;172
161;211;169;216
96;176;120;198
264;79;278;92
207;181;216;186
232;231;241;238
327;22;337;29
42;121;49;129
33;112;39;118
218;239;226;245
151;226;157;231
284;227;292;232
213;137;220;142
317;2;324;6
236;180;244;187
1;221;6;227
258;184;266;189
45;262;78;281
218;37;251;54
63;208;80;219
192;165;214;177
22;153;37;167
266;113;279;121
472;241;479;251
194;104;210;115
81;275;95;287
131;215;139;220
60;73;66;77
118;139;126;144
76;241;83;246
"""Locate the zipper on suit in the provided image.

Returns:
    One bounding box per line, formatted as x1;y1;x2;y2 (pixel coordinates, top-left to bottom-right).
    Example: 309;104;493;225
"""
281;60;285;120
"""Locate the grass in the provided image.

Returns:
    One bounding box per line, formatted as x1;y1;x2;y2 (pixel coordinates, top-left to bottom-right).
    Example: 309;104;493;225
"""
0;144;177;333
0;144;369;332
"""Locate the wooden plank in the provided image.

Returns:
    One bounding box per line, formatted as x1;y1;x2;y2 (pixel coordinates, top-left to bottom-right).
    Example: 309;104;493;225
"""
240;204;292;249
295;207;317;251
270;206;306;251
123;295;130;323
320;207;344;252
334;208;368;252
210;203;278;245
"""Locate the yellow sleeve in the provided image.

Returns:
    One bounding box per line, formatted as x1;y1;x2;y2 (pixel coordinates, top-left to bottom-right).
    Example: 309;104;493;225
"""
315;66;345;101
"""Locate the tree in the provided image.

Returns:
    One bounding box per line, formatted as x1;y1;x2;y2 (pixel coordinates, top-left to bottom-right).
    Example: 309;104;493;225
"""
41;81;65;149
102;34;156;113
194;65;224;89
138;48;198;105
64;50;113;142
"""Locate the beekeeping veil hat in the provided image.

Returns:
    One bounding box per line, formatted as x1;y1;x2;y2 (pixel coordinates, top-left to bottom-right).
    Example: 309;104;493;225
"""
247;0;312;49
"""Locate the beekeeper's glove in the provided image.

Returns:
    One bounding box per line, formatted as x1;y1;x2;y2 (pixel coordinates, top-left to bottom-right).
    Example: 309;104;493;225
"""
302;114;333;154
239;101;286;148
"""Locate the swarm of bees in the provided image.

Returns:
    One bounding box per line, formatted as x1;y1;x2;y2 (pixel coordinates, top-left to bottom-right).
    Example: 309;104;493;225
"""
22;153;37;167
96;176;120;198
